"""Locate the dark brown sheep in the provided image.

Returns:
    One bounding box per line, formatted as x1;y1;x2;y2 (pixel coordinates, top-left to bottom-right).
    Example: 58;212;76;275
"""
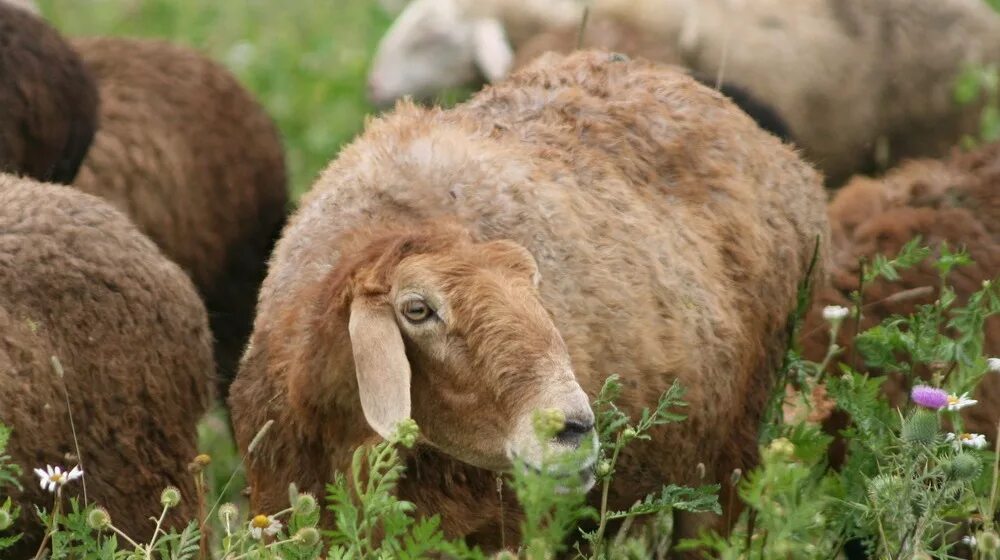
70;37;289;393
0;173;214;556
229;50;828;550
800;142;1000;446
0;2;97;184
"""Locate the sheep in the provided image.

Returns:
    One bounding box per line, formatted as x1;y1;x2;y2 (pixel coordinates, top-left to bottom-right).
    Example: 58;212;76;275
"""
68;37;289;393
0;173;215;556
799;141;1000;447
0;1;98;184
229;50;829;549
511;14;793;143
0;0;39;15
368;0;1000;187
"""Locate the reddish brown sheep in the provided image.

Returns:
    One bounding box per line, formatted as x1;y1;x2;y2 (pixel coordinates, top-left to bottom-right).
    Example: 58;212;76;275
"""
228;50;828;550
800;142;1000;444
0;173;214;556
0;2;97;184
69;37;289;392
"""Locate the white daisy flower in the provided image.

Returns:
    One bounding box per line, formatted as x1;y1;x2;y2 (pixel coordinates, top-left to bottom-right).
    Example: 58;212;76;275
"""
987;357;1000;373
33;464;83;493
946;432;989;450
248;514;282;540
822;305;850;322
962;535;977;547
947;392;978;411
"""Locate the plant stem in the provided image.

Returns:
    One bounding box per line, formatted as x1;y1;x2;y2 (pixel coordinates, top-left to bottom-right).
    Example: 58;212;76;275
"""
32;490;62;560
591;435;624;557
145;503;171;559
109;523;144;550
988;416;1000;530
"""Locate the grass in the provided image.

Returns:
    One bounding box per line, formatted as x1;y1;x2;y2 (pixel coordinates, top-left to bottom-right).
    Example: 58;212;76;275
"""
38;0;394;200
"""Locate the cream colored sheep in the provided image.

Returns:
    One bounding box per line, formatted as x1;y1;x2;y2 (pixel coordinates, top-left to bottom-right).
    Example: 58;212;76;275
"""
369;0;1000;187
0;0;39;15
229;50;828;550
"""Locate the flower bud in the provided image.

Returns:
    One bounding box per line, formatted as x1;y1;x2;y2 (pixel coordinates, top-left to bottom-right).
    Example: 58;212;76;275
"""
945;453;982;481
160;486;182;509
822;305;850;322
596;461;612;478
767;437;795;459
218;503;239;528
621;427;638;443
393;418;420;448
730;468;742;485
532;409;567;441
902;410;940;445
978;530;1000;552
867;474;905;506
294;527;320;546
294;493;318;516
86;507;111;530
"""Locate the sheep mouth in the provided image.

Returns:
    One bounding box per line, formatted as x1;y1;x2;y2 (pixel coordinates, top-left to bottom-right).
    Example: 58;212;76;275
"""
514;455;598;494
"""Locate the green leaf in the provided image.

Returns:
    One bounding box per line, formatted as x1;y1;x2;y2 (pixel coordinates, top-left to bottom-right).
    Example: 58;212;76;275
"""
954;66;983;105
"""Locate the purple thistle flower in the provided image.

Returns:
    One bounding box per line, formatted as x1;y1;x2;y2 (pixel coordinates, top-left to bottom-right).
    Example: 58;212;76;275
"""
911;385;949;409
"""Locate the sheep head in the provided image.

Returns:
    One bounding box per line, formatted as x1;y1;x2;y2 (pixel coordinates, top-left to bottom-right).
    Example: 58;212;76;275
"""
316;224;596;481
366;0;513;108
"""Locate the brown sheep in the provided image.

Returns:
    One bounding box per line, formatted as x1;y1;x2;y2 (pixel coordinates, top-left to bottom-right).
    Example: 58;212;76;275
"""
0;2;97;184
800;141;1000;449
511;14;793;143
69;37;289;393
228;50;828;550
0;173;214;556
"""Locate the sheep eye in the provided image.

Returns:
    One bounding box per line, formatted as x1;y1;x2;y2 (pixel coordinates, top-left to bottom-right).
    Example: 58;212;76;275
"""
401;299;434;323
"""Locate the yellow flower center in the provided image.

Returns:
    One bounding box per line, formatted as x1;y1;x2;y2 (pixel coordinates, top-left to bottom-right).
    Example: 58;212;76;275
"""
49;473;64;483
948;396;959;405
961;433;973;441
251;515;270;529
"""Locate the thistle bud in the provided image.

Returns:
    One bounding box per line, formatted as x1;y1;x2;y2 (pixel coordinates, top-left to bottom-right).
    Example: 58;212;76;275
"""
902;410;940;445
867;474;905;506
945;453;982;481
596;461;612;478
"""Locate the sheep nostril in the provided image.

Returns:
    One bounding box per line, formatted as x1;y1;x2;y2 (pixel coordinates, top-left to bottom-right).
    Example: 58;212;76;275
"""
554;418;596;447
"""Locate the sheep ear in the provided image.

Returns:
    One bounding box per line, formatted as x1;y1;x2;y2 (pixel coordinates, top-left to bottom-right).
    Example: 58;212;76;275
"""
348;298;412;439
472;18;513;83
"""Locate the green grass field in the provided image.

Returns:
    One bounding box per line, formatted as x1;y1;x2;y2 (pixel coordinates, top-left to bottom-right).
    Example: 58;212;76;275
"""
39;0;393;199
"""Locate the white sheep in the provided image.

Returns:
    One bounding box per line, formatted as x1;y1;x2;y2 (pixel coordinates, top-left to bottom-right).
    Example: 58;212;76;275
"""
368;0;1000;186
